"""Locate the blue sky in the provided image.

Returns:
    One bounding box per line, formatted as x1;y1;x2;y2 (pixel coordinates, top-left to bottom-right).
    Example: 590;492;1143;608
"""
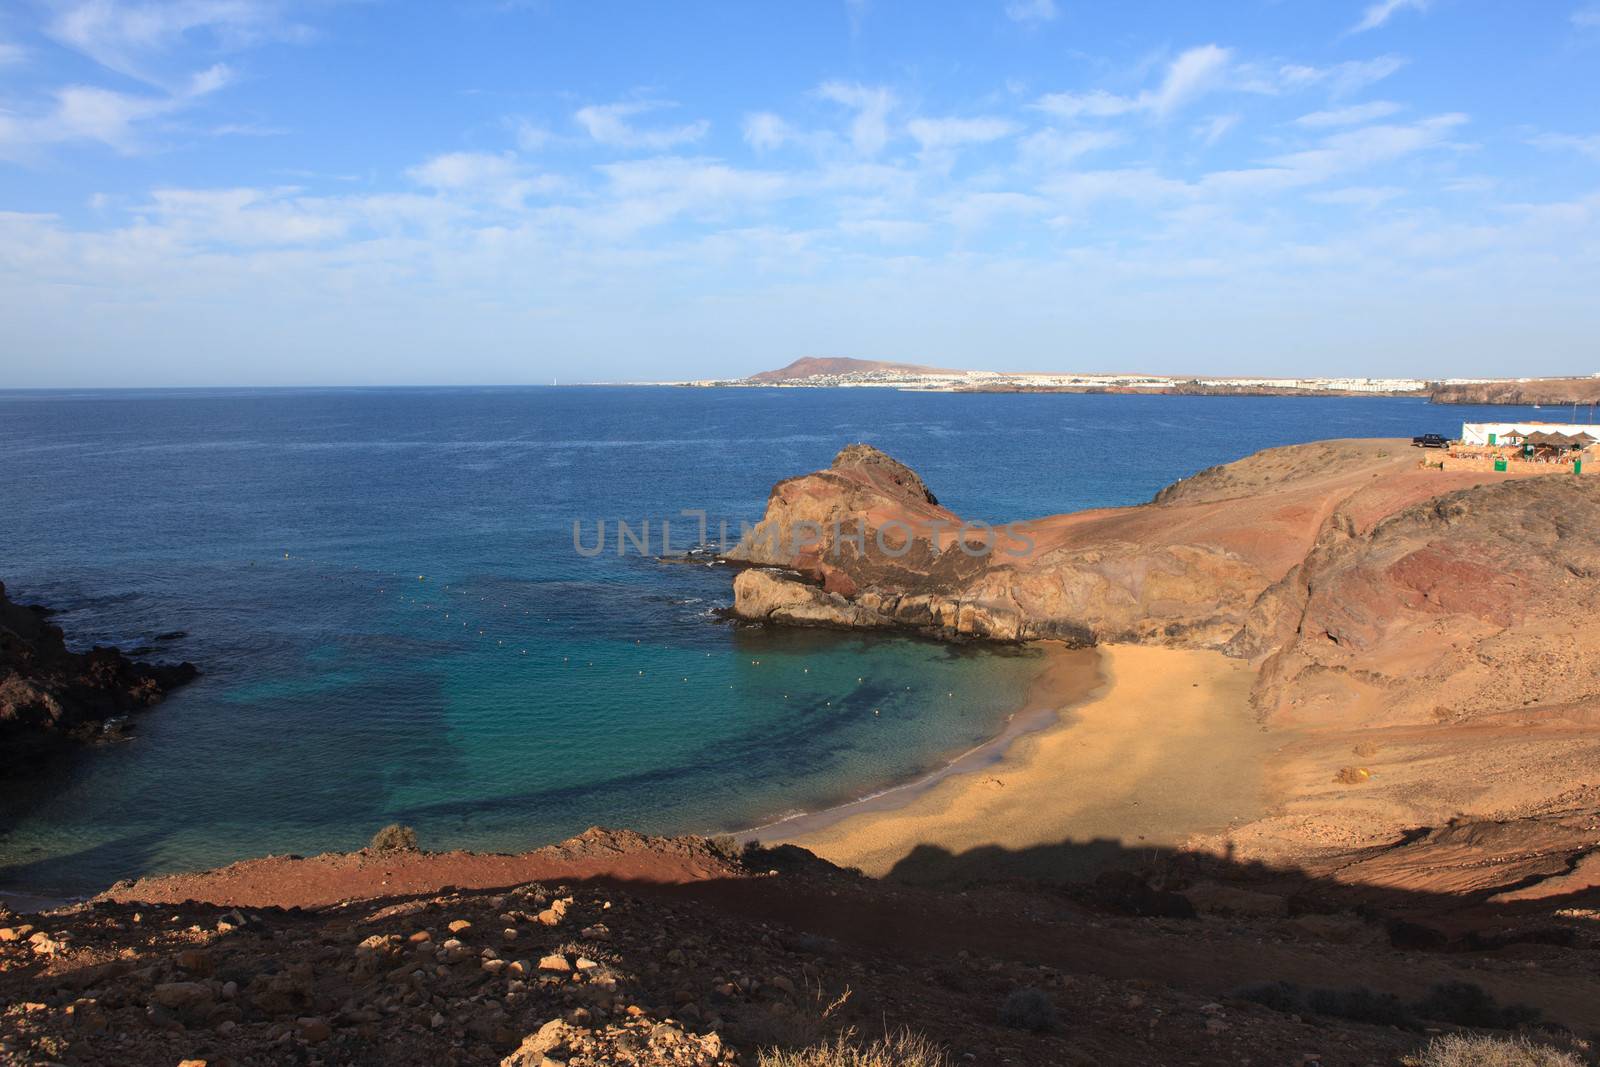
1;1;1598;386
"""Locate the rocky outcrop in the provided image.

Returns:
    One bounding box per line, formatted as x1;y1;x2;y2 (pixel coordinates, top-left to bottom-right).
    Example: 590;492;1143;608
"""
1240;475;1600;726
729;440;1476;648
0;581;197;767
1429;376;1600;406
729;442;1600;731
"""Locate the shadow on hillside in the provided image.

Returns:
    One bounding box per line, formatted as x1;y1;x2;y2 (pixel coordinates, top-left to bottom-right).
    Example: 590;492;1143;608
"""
865;833;1600;951
15;828;1597;1033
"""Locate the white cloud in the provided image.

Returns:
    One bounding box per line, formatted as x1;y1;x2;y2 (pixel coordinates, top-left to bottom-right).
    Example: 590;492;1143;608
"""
508;119;549;152
1150;45;1232;117
941;190;1049;229
1350;0;1428;34
1309;186;1406;208
143;186;348;245
1530;132;1600;161
1194;113;1239;146
46;0;305;85
1264;113;1468;182
1033;45;1233;122
742;112;793;152
1575;6;1600;29
574;101;709;150
1267;56;1406;98
0;38;25;66
408;152;519;190
1295;101;1402;127
1004;0;1057;25
1033;88;1142;119
906;116;1018;152
0;65;232;158
1018;128;1124;168
817;82;896;155
837;218;930;243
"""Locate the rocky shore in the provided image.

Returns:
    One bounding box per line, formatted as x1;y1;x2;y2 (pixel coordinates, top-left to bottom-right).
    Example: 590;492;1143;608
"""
0;581;197;771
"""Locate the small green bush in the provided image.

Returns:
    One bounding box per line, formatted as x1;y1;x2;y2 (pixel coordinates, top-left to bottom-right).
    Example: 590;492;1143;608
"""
369;823;419;853
998;986;1059;1032
1403;1033;1584;1067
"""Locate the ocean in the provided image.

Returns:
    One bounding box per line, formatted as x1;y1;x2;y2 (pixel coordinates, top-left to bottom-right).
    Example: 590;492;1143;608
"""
0;386;1544;894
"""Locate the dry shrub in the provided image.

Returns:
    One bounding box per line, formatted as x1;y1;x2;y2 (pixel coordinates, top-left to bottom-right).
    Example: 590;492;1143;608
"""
1334;766;1371;785
369;824;419;852
1403;1033;1585;1067
1352;740;1381;758
758;1029;951;1067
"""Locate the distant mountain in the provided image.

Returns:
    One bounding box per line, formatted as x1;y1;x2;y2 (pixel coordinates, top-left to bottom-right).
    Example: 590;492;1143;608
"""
748;357;949;381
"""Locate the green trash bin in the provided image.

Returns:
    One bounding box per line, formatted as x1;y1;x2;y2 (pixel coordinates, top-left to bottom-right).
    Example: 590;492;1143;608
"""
1575;459;1583;474
1494;458;1507;472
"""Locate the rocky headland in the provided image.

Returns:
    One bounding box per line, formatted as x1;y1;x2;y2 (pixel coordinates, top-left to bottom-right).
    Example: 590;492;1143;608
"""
729;442;1600;907
1429;377;1600;407
0;581;197;770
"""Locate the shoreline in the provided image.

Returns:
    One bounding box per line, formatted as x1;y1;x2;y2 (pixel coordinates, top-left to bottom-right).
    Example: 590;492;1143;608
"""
737;641;1103;844
765;643;1274;883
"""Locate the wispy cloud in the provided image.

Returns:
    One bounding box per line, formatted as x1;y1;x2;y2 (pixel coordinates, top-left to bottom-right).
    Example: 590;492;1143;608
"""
45;0;308;86
1295;101;1402;127
742;112;793;152
1194;113;1239;146
1349;0;1428;34
1270;56;1406;97
573;101;709;150
817;81;897;155
1574;5;1600;29
0;62;233;159
1004;0;1057;26
1034;44;1233;121
0;37;25;66
1530;131;1600;160
907;116;1018;152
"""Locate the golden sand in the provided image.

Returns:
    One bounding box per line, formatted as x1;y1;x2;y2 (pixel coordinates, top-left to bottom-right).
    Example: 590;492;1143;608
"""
768;643;1274;882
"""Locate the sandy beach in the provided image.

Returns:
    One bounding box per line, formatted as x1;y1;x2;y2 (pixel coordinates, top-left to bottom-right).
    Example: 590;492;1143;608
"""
765;643;1276;883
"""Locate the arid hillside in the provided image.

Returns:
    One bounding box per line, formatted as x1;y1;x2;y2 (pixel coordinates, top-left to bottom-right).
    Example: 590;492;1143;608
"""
4;828;1598;1066
729;442;1600;905
1430;378;1600;406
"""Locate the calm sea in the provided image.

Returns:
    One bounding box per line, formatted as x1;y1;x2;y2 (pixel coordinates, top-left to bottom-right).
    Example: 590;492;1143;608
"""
0;387;1544;893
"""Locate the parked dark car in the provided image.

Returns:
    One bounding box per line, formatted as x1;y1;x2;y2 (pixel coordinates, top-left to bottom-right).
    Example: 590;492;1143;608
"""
1412;433;1449;448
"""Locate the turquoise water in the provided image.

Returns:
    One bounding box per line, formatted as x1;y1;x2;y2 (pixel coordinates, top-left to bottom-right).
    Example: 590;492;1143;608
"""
0;387;1542;893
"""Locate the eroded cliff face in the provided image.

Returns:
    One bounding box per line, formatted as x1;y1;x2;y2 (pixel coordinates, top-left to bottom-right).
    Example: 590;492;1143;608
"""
1429;376;1600;406
0;581;197;767
1242;476;1600;728
729;441;1600;729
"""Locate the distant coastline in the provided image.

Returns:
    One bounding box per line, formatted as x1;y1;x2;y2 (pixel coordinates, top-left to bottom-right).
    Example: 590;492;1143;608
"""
668;356;1600;405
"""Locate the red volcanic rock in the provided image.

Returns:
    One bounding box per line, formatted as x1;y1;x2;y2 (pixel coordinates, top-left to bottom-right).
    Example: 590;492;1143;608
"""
0;580;197;766
731;441;1600;732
